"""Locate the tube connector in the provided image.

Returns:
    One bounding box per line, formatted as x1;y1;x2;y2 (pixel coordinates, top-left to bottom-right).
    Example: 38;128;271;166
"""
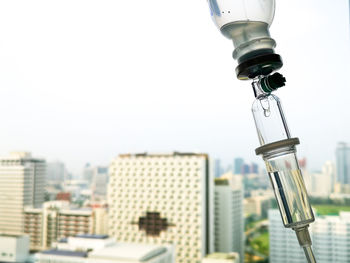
293;226;317;263
294;226;312;248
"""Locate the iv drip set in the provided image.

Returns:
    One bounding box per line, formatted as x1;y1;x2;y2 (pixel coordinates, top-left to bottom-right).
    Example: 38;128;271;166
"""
207;0;316;262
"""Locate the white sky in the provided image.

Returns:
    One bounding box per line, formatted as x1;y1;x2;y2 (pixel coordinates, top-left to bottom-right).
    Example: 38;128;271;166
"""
0;0;348;174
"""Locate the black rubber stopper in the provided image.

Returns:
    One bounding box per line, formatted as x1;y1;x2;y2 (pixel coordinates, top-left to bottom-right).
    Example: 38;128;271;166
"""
235;53;283;80
260;73;286;93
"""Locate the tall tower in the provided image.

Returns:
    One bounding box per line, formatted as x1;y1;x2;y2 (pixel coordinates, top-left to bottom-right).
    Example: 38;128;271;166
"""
336;142;350;185
0;152;46;235
108;152;213;263
233;158;244;175
213;175;244;263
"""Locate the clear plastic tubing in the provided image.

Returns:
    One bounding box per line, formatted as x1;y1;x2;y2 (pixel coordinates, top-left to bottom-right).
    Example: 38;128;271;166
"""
252;80;314;228
252;79;316;262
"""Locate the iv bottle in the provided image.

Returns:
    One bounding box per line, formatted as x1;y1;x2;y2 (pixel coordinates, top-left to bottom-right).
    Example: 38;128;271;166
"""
208;0;276;62
252;82;314;228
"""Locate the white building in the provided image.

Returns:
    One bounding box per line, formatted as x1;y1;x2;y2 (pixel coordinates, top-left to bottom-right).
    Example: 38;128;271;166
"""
214;174;244;263
244;196;271;218
269;209;305;263
312;211;350;262
303;161;336;197
0;152;46;235
92;166;109;197
47;161;67;183
0;234;30;263
37;235;175;263
269;209;350;263
202;253;239;263
108;152;214;263
24;201;108;251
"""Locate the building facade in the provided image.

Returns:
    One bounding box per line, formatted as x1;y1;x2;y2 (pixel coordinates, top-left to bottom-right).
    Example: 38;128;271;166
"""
336;142;350;185
244;196;271;218
269;209;350;263
269;209;305;263
24;201;108;251
108;152;214;263
233;158;244;175
0;152;46;235
214;175;244;263
47;161;67;183
92;166;109;197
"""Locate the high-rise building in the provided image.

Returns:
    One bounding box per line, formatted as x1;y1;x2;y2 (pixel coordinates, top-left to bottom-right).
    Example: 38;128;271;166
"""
214;175;244;263
303;168;334;197
233;158;244;175
244;196;272;218
241;164;250;175
92;166;109;197
269;209;305;263
47;161;67;183
202;253;240;263
0;152;46;235
24;201;108;251
336;142;350;185
214;159;223;178
269;209;350;263
250;163;258;174
108;152;213;263
82;163;94;183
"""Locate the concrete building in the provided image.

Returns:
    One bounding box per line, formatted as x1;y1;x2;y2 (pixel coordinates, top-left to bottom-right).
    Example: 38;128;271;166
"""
303;161;336;197
269;209;350;263
233;158;244;175
24;201;108;251
47;161;67;183
336;142;350;185
269;209;305;263
202;253;239;263
92;166;109;197
0;152;46;235
108;152;213;263
0;234;30;263
244;196;272;218
93;207;109;235
214;175;244;263
37;235;175;263
214;159;223;178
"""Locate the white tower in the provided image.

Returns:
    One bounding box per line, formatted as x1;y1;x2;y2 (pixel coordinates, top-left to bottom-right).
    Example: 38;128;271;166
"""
214;174;244;263
0;152;46;235
108;152;214;263
269;209;350;263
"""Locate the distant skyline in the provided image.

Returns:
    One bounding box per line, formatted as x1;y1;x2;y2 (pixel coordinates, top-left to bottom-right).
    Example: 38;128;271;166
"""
0;0;348;174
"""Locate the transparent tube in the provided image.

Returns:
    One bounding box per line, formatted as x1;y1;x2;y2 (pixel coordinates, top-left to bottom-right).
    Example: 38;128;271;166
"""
252;93;291;145
251;87;315;228
265;150;314;228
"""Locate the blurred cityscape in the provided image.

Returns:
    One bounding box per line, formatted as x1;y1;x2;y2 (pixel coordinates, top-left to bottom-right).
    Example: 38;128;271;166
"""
1;142;350;262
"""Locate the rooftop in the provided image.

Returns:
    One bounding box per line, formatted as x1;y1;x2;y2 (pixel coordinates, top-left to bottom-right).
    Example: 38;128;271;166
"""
75;234;109;239
118;152;208;158
89;243;167;261
41;249;88;258
206;253;238;260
